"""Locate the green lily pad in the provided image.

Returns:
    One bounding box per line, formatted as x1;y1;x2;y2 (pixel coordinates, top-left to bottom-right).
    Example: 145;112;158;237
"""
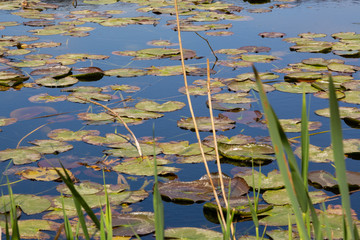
227;80;275;92
0;117;17;126
104;68;147;77
215;48;247;55
77;112;114;122
342;80;360;90
159;141;213;156
290;40;332;53
263;189;328;205
0;21;20;26
35;76;78;88
0;194;51;215
314;90;345;99
104;143;162;157
295;144;333;163
28;93;67;103
109;84;140;93
5;49;31;56
266;230;299;240
82;133;130;146
176;154;217;164
279;118;321;132
177;115;235;132
206;31;234;36
258;205;296;226
236;72;279;81
0;148;41;165
67;92;112;103
56;53;109;60
113;156;180;176
147;40;176;46
240;54;279;63
147;65;206;76
47;128;100;141
218;142;275;165
218;60;253;68
164;227;223;239
56;181;105;195
8;60;46;68
299;32;326;38
273;82;319;93
203;134;256;148
234;169;284;190
178;85;222;96
211;92;255;103
284;72;322;82
135;100;185;112
62;86;103;93
28;139;73;154
327;63;357;73
341;91;360;104
208;101;251;111
0;71;30;87
111;107;163;119
19;167;75;181
112;212;155;237
0;219;59;239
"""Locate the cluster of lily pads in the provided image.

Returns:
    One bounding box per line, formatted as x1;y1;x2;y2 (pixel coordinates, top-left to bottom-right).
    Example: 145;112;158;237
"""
0;0;360;238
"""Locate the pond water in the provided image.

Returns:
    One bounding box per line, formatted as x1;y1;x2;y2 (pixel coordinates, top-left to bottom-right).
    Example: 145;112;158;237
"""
0;0;360;238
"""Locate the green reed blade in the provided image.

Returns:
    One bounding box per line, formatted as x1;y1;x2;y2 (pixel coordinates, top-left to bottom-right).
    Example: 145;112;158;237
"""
73;196;90;240
7;179;20;240
328;74;356;239
254;65;313;240
103;171;112;239
54;164;101;230
153;125;164;240
301;91;310;188
61;194;74;240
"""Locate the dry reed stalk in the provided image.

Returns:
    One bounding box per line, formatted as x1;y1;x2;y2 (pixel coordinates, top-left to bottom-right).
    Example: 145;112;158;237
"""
75;96;142;157
173;0;228;231
16;123;50;149
206;59;235;238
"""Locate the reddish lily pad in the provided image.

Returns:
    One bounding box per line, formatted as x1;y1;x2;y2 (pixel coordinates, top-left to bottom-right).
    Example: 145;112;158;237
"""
10;106;57;120
71;67;104;81
30;65;71;78
259;32;285;38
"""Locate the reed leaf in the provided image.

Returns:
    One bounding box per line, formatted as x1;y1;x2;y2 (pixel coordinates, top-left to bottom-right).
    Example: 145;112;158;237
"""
61;194;74;240
7;179;20;240
328;74;357;239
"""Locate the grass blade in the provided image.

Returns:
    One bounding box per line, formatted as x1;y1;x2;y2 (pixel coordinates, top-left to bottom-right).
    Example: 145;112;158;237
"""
7;179;20;240
328;74;356;239
61;194;74;240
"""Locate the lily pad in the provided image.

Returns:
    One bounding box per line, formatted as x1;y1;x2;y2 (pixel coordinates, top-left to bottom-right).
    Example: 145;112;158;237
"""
111;107;163;119
28;139;73;154
71;67;104;81
279;118;322;132
30;65;71;78
211;92;255;103
290;40;332;53
56;181;105;195
67;92;112;103
104;68;147;77
19;167;75;181
240;54;279;63
0;148;41;165
104;143;162;157
327;63;357;73
28;93;67;103
273;82;319;93
227;80;275;92
47;128;100;141
341;91;360;104
164;227;223;239
236;72;279;81
0;194;51;215
0;219;59;239
0;117;17;126
177;115;235;132
35;76;78;88
113;156;180;176
259;32;285;38
135;100;185;112
82;133;130;146
218;142;275;164
263;188;328;205
284;72;322;82
178;85;222;95
234;169;284;190
295;144;333;163
112;212;155;237
159;141;213;156
158;180;214;203
258;205;296;226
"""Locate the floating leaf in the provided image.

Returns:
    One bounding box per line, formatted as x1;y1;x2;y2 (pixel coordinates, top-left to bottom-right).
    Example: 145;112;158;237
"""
218;142;275;164
0;148;41;165
110;84;140;93
341;91;360;104
258;205;296;226
284;72;322;82
0;194;51;215
82;133;130;146
0;117;17;126
0;219;59;239
35;76;78;88
10;106;57;120
290;40;332;53
112;212;155;237
30;65;71;78
104;68;147;77
227;80;275;92
299;32;326;38
235;169;284;190
111;107;163;119
164;227;223;239
211;92;255;103
67;92;112;103
263;189;328;205
177;115;235;132
240;54;279;63
104;143;162;157
279;118;321;132
19;167;75;181
178;85;222;95
28;139;73;154
259;32;285;38
113;156;180;176
295;144;333;163
0;71;30;87
205;31;234;36
47;128;100;141
28;93;67;103
71;67;104;81
147;40;176;46
135;100;185;112
158;180;213;203
56;53;109;60
327;63;357;73
203;134;256;148
236;72;279;81
56;181;104;195
273;82;318;93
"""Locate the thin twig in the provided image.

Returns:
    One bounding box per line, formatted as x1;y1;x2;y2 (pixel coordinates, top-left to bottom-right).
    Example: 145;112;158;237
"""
75;97;142;157
195;32;218;61
174;0;227;231
16;123;50;149
206;59;235;238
